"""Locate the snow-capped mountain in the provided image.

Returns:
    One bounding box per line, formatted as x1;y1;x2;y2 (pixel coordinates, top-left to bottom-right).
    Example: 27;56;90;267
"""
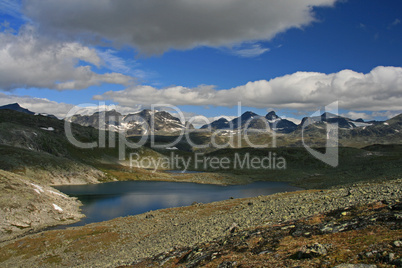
265;111;298;133
300;112;376;130
2;103;399;139
122;110;191;135
200;117;231;130
201;111;297;133
68;109;192;135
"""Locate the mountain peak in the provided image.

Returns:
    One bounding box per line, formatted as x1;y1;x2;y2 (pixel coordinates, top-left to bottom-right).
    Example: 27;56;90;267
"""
0;103;35;115
93;109;122;117
240;111;258;119
200;117;230;130
321;112;338;120
7;103;21;108
266;111;280;120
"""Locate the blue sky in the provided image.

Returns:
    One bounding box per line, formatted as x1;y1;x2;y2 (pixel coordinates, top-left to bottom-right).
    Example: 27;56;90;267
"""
0;0;402;123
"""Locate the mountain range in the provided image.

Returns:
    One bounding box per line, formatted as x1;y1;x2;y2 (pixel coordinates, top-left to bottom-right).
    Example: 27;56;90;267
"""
66;107;382;135
0;103;397;137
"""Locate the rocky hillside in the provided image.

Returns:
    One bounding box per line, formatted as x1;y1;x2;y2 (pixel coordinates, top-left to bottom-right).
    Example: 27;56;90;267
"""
0;109;107;185
343;113;402;146
67;109;122;130
0;108;165;184
0;145;105;185
136;199;402;267
0;170;84;242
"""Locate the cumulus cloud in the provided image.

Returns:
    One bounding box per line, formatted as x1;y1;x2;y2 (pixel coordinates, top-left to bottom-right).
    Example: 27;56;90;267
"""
0;93;142;118
70;104;143;117
341;111;373;121
22;0;337;54
372;110;402;119
284;117;302;125
341;110;402;121
0;93;74;118
95;66;402;112
0;26;134;91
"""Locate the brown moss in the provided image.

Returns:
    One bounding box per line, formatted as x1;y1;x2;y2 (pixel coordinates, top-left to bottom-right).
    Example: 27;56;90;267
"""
0;225;120;263
40;254;63;265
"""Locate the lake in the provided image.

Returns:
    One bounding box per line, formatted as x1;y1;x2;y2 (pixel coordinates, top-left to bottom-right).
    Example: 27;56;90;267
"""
54;180;302;228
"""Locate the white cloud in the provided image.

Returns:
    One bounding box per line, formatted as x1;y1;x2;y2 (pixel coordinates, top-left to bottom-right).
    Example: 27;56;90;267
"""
69;104;143;117
341;111;373;121
0;26;134;91
94;84;218;106
95;66;402;112
391;18;401;26
229;44;270;58
0;0;26;20
97;49;132;74
22;0;337;54
0;93;74;118
372;110;402;119
282;117;302;125
341;110;402;121
0;93;141;118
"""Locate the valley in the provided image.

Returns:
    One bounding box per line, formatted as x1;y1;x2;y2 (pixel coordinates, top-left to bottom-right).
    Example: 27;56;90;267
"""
0;104;401;267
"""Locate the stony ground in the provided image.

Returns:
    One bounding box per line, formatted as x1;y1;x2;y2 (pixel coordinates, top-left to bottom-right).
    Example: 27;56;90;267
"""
0;178;401;267
0;170;84;242
131;201;402;267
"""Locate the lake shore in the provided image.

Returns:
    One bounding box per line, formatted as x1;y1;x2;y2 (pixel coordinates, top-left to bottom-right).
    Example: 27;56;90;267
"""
1;178;401;267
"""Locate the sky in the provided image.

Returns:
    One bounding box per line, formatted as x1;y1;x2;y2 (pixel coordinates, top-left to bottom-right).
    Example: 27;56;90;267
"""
0;0;402;125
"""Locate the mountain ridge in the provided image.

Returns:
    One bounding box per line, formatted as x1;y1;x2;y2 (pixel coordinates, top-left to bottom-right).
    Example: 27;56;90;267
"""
0;103;35;115
2;103;402;142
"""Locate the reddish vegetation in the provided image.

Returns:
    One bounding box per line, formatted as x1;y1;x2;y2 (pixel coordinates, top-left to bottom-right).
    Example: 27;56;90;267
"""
128;202;402;268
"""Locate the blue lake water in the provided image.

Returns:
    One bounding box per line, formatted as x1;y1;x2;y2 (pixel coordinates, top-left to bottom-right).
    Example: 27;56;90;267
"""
54;181;302;228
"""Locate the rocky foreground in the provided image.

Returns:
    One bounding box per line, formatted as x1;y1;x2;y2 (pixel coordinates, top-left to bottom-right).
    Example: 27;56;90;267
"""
0;178;401;267
133;200;402;267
